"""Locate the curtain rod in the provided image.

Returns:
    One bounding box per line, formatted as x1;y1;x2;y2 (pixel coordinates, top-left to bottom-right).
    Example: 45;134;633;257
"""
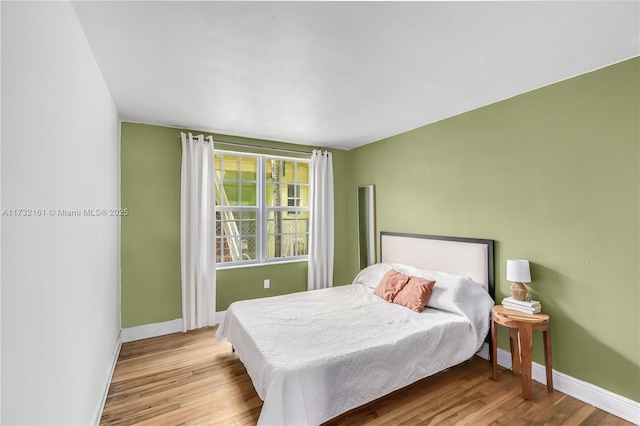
179;134;317;155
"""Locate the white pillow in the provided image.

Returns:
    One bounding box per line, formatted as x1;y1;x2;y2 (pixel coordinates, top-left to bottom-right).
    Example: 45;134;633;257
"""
352;262;473;288
351;263;396;288
383;263;485;306
353;262;488;310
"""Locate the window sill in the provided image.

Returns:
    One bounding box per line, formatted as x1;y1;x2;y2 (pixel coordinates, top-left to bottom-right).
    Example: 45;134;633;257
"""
216;258;308;271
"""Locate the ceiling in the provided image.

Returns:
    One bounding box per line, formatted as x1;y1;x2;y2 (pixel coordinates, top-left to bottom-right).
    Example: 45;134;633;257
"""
72;1;639;150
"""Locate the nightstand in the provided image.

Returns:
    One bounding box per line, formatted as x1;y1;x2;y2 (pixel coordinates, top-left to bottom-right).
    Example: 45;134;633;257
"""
491;304;553;399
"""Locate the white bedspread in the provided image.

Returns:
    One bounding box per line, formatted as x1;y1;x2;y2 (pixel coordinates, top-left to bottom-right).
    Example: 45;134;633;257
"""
216;282;493;426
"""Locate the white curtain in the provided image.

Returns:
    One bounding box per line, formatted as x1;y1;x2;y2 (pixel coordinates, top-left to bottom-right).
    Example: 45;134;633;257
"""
308;150;334;290
180;132;217;332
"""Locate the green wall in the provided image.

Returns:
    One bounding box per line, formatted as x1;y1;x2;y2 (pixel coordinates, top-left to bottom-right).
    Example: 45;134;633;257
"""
345;58;639;402
121;123;349;328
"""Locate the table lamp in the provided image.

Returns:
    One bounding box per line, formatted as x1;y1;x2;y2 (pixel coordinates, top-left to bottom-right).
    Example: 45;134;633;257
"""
507;259;531;301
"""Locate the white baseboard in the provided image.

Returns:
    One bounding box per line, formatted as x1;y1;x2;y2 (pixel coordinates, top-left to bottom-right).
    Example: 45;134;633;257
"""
121;313;227;343
483;347;640;425
90;330;122;426
122;318;183;343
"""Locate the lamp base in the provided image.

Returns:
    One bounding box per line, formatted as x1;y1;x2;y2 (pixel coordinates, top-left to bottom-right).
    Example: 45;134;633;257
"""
510;282;528;301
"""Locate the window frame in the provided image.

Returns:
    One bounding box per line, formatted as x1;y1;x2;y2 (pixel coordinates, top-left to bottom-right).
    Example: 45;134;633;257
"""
215;149;310;269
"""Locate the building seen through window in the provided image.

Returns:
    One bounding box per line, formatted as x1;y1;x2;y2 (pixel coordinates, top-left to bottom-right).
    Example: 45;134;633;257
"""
214;151;309;266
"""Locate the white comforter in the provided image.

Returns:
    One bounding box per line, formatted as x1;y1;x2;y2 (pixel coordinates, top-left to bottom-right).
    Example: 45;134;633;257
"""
216;274;493;426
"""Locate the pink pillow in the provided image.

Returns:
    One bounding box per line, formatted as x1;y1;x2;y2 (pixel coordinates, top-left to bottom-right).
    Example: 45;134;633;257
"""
393;277;436;313
373;270;411;302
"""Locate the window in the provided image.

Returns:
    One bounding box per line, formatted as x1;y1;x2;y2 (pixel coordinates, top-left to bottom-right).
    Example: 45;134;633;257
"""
214;150;310;267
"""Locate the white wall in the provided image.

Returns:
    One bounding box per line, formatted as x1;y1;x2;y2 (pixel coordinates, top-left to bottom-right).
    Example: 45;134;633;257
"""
1;2;121;425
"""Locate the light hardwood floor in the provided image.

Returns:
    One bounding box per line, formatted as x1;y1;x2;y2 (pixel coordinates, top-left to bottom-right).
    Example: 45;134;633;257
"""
101;327;631;426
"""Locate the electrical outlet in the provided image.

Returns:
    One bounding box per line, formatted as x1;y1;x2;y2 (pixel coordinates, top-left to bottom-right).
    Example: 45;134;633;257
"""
264;279;270;289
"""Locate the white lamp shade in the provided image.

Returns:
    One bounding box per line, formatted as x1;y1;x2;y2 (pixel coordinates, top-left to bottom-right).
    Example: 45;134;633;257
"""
507;259;531;283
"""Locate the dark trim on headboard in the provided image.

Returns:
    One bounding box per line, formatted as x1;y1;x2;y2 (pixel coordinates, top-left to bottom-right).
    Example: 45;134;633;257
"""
379;231;495;302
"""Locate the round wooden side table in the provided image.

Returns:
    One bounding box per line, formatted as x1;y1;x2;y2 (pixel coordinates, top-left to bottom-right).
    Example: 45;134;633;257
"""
491;305;553;399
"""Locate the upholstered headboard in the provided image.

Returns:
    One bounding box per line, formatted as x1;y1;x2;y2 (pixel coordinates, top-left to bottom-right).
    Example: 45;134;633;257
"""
380;232;494;300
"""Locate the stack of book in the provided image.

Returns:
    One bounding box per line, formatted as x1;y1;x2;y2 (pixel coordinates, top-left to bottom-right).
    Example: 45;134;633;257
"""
501;296;542;314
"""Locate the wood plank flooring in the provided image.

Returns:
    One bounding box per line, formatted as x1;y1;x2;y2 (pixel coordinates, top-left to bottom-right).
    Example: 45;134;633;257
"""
101;327;632;426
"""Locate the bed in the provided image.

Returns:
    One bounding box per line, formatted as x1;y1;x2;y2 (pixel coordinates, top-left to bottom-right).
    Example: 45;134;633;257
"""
216;232;495;426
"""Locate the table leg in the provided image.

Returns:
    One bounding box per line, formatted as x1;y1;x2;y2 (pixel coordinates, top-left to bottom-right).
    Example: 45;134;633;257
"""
518;323;534;399
543;327;553;393
509;328;521;375
492;318;498;381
